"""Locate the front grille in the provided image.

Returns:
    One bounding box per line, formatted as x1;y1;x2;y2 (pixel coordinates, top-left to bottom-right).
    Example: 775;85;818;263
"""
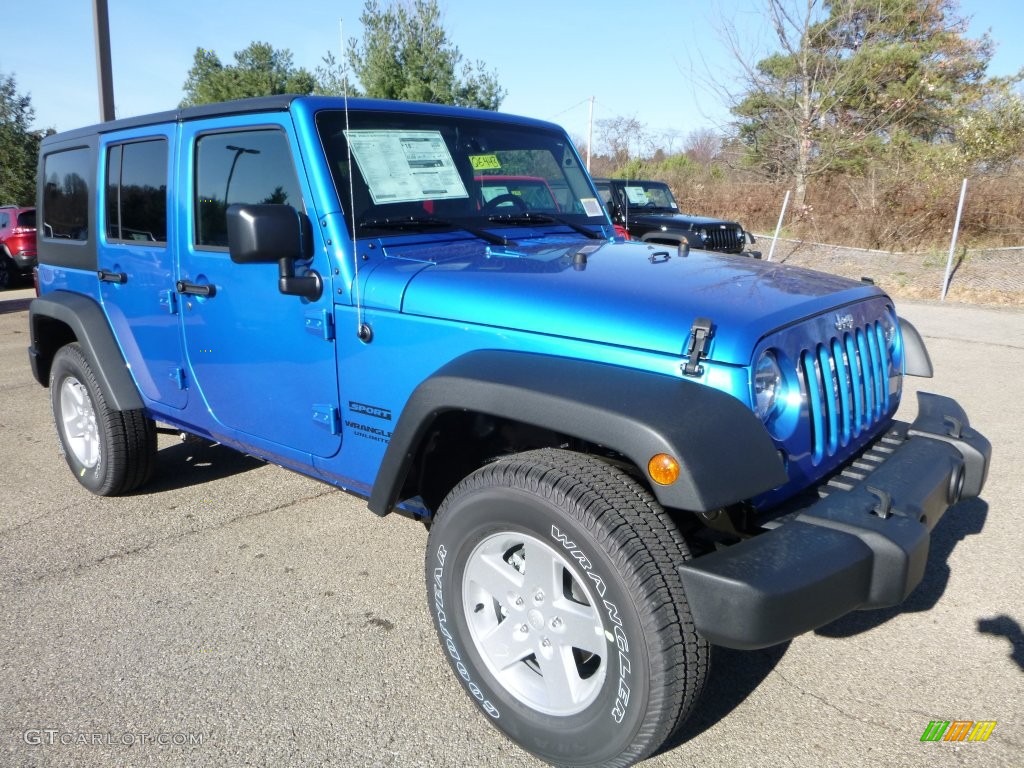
799;321;893;465
702;227;741;252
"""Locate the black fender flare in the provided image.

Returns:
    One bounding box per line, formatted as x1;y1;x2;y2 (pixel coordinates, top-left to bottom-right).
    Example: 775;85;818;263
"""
28;291;145;411
898;317;933;378
368;350;786;515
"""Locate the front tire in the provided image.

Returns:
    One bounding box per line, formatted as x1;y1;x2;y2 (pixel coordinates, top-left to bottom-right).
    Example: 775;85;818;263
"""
426;449;708;767
49;343;156;495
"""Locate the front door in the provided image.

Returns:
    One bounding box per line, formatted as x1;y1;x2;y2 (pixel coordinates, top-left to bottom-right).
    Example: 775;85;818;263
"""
177;117;340;459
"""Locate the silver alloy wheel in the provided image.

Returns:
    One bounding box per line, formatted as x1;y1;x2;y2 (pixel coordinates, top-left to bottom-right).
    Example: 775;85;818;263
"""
59;376;100;468
462;531;607;716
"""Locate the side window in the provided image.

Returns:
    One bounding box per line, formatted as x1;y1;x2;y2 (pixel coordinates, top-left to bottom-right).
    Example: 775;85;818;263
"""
194;129;303;249
42;147;91;240
106;138;168;244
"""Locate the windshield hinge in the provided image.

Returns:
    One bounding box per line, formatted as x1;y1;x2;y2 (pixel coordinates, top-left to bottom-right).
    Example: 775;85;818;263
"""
682;317;713;377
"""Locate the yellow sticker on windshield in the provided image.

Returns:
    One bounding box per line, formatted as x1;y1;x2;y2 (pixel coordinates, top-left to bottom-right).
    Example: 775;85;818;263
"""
469;154;502;170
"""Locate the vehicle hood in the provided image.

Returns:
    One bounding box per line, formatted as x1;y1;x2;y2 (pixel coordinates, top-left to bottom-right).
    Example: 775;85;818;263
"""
360;235;880;365
626;211;741;229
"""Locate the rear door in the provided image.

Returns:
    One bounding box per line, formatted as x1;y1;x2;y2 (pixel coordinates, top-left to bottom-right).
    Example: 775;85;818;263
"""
97;128;187;409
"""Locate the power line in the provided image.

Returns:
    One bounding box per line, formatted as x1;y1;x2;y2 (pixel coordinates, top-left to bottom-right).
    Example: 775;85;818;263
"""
548;98;592;119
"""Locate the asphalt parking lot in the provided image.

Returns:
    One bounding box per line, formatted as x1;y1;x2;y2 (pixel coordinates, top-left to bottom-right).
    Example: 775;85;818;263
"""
1;287;1021;768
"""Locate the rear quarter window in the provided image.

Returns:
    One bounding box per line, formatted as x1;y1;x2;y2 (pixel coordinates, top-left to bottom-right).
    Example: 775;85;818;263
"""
42;147;91;241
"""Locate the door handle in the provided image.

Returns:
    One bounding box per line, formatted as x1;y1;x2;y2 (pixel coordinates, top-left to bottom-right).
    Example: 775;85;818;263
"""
176;280;216;298
97;269;127;283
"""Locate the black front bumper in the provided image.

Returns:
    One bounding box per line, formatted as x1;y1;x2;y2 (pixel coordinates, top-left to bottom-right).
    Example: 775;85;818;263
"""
677;392;991;650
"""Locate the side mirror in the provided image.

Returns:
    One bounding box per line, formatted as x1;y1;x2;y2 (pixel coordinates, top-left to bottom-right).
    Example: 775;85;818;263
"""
746;231;757;245
227;204;322;301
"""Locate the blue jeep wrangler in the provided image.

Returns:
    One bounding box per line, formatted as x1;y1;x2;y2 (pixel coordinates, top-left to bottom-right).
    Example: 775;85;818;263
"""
28;95;990;767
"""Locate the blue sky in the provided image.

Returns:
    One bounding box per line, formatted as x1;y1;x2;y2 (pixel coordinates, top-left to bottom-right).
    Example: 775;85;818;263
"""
4;0;1022;147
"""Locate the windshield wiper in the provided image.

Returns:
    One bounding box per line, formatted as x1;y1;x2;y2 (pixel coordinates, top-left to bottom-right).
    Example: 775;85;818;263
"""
358;215;511;246
486;212;604;240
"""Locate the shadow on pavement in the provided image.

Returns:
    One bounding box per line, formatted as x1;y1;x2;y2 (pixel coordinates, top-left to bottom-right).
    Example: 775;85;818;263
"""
977;615;1024;673
658;641;790;754
138;439;265;494
0;296;33;315
814;497;989;638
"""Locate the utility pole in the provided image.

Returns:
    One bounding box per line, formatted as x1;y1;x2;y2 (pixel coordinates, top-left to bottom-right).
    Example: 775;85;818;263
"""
587;96;594;172
93;0;115;122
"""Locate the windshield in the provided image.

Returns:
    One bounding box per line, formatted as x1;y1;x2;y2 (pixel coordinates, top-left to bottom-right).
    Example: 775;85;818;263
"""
617;181;679;211
316;110;607;239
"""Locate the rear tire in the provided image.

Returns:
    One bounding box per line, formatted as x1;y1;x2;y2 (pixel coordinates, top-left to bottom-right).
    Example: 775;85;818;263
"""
50;343;156;495
0;256;13;290
426;448;708;767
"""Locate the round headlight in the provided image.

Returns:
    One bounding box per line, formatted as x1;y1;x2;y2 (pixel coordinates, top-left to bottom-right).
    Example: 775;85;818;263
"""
880;308;904;373
754;350;783;420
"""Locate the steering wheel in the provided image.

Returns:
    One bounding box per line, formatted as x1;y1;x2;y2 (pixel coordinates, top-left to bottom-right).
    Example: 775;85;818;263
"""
482;193;529;213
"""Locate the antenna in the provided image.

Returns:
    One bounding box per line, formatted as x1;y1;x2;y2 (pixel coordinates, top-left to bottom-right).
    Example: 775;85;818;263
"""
341;19;372;343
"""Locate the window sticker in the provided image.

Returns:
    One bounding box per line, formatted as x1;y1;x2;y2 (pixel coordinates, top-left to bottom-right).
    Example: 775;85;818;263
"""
481;185;510;202
469;154;502;170
345;129;469;204
581;198;603;217
623;185;650;205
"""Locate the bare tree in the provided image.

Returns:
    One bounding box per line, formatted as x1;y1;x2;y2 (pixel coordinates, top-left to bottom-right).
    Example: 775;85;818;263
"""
725;0;851;208
719;0;999;209
660;128;685;155
684;128;722;165
596;116;650;169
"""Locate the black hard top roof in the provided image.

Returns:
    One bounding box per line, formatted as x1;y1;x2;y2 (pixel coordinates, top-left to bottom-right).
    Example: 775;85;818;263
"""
42;95;300;146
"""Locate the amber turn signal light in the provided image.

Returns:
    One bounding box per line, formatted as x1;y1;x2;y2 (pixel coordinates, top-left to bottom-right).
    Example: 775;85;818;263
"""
648;454;680;486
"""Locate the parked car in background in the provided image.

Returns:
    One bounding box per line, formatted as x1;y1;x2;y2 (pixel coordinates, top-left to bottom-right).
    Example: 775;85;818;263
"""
594;178;760;257
0;205;37;288
476;174;561;212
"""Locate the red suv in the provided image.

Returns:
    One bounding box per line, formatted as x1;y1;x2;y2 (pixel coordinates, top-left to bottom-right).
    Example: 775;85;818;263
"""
0;205;37;289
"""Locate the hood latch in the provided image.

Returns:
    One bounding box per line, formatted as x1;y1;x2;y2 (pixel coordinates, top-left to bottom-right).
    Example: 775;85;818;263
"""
683;317;713;377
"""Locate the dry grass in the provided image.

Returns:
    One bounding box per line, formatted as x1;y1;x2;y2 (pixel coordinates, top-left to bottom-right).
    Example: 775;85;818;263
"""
668;173;1024;252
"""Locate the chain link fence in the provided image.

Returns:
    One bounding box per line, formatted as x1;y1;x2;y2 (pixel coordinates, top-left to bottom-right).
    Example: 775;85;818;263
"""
762;237;1024;306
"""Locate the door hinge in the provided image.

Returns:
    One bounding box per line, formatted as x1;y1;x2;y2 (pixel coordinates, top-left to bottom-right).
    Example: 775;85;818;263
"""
169;367;186;390
304;309;335;341
312;404;340;434
159;289;179;315
682;317;713;377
